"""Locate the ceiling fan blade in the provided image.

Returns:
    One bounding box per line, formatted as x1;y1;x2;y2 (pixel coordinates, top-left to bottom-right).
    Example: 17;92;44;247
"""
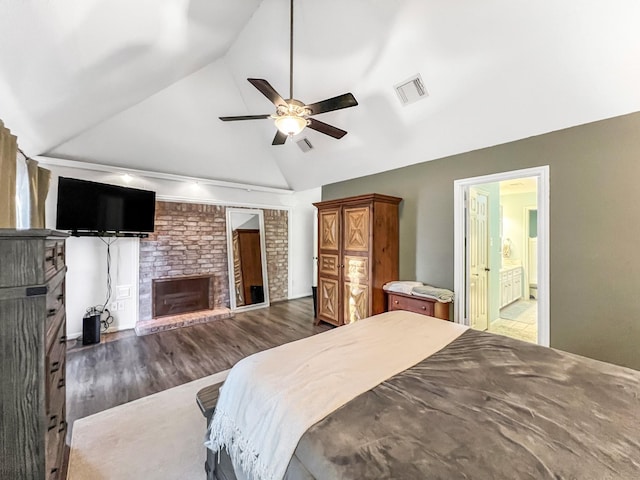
248;78;287;107
305;93;358;115
272;130;288;145
307;118;347;139
219;114;272;121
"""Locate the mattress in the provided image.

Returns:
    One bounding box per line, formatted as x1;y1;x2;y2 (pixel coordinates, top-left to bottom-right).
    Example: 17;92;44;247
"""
211;324;640;479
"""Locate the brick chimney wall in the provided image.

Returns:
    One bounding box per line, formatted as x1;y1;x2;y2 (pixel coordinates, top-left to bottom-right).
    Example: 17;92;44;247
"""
264;209;289;303
138;201;288;321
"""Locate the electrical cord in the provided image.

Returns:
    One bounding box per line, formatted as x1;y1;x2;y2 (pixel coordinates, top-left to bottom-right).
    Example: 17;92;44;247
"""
84;305;114;332
86;237;118;332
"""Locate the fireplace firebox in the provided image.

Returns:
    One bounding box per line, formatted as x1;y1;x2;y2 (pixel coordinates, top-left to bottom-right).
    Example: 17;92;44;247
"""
152;275;212;318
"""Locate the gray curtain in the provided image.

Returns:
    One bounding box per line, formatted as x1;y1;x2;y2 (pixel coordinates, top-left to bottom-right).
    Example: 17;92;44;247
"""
0;120;18;228
26;158;52;229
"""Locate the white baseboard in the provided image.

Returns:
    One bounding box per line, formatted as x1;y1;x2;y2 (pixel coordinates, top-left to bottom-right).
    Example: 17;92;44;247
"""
288;292;312;300
67;323;134;341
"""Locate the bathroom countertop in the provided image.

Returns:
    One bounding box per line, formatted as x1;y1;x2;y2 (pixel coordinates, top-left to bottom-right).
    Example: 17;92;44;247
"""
500;263;522;273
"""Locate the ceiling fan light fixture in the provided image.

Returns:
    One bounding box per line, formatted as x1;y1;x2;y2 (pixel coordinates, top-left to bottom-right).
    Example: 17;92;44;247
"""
218;0;358;144
274;114;307;137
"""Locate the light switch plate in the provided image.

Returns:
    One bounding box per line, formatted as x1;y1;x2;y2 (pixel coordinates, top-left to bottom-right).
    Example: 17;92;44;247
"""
116;285;132;299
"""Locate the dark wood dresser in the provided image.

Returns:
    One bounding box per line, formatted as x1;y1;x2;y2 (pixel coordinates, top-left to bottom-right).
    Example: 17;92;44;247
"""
386;291;451;321
0;229;69;480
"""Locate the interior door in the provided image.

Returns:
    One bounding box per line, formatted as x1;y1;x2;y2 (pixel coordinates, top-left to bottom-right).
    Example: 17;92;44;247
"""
469;188;489;330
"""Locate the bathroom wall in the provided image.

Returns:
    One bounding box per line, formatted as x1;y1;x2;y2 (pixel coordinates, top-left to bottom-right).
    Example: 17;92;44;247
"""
500;191;537;265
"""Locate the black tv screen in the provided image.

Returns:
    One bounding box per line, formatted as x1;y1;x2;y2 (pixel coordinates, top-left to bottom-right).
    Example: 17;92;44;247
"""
56;177;156;233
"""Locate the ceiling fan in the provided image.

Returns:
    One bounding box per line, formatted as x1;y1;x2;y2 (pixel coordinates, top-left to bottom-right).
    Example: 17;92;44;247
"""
219;0;358;145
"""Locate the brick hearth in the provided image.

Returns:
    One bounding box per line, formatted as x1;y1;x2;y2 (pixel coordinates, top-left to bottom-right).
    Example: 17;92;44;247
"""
134;308;232;335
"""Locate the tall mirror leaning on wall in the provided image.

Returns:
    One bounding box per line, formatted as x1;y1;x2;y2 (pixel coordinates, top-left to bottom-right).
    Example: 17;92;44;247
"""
225;208;270;311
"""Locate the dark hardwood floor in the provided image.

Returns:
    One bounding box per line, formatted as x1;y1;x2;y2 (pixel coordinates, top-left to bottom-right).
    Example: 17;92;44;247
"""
66;297;331;432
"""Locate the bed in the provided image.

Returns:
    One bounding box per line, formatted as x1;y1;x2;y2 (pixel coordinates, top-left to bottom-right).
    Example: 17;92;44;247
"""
205;311;640;480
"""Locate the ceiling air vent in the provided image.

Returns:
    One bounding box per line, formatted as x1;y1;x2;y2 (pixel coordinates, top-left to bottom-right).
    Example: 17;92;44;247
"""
296;137;313;152
394;73;428;106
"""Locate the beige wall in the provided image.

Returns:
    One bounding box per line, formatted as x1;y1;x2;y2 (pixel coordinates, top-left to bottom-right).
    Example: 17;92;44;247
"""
323;111;640;370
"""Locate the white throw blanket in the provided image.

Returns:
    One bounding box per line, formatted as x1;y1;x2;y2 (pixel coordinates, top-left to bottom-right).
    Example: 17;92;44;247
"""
411;284;455;303
382;280;424;294
205;311;468;480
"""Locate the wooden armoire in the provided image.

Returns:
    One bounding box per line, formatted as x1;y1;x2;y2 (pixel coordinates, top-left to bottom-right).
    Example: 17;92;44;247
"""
314;193;402;326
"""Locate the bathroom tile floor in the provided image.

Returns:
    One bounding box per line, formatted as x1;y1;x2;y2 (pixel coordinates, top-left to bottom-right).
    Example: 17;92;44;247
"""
489;299;538;343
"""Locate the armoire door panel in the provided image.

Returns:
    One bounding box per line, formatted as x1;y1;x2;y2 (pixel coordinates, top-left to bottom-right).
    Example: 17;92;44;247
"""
343;206;370;252
319;209;340;251
344;255;369;283
319;254;339;277
318;277;340;324
344;282;369;324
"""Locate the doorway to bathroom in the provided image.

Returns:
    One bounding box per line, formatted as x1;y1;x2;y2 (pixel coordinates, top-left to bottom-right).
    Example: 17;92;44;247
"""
453;166;549;346
492;178;538;343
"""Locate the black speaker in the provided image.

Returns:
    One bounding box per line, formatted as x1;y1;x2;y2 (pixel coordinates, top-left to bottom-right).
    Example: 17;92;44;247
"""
82;312;101;345
312;286;318;318
250;285;265;304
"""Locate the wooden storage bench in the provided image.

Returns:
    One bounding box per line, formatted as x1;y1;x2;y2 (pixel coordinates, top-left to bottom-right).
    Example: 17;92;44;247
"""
197;382;224;480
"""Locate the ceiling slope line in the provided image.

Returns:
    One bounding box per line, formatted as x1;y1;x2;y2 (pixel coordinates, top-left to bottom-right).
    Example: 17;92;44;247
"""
36;155;294;194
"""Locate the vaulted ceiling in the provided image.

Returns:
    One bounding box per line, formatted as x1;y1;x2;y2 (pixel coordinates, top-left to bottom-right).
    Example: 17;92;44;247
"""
2;0;640;191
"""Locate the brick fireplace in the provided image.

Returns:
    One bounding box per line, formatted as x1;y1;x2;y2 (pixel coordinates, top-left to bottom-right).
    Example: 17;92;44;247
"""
135;201;289;335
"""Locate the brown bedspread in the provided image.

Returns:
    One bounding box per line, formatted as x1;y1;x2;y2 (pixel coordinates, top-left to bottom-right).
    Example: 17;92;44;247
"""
289;329;640;479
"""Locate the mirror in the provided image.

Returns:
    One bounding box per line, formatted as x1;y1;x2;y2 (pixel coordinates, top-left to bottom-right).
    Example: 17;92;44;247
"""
226;208;269;311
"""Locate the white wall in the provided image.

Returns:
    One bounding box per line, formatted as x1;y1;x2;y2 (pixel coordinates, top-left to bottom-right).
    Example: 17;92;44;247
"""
42;160;320;337
65;236;139;338
288;188;322;299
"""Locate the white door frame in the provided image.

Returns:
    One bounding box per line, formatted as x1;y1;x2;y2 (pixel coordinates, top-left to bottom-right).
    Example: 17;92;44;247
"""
523;205;537;298
453;166;550;346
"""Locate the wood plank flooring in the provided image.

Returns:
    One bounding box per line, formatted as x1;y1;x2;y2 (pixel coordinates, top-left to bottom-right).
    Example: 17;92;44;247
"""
66;297;330;432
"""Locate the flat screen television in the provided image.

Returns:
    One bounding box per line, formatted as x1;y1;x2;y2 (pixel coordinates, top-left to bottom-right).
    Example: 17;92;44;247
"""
56;177;156;234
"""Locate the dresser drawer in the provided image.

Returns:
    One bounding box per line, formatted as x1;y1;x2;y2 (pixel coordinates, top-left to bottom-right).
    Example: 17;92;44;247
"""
47;359;66;415
388;293;435;316
44;240;65;281
45;405;66;480
46;276;65;336
46;319;66;412
387;292;451;320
